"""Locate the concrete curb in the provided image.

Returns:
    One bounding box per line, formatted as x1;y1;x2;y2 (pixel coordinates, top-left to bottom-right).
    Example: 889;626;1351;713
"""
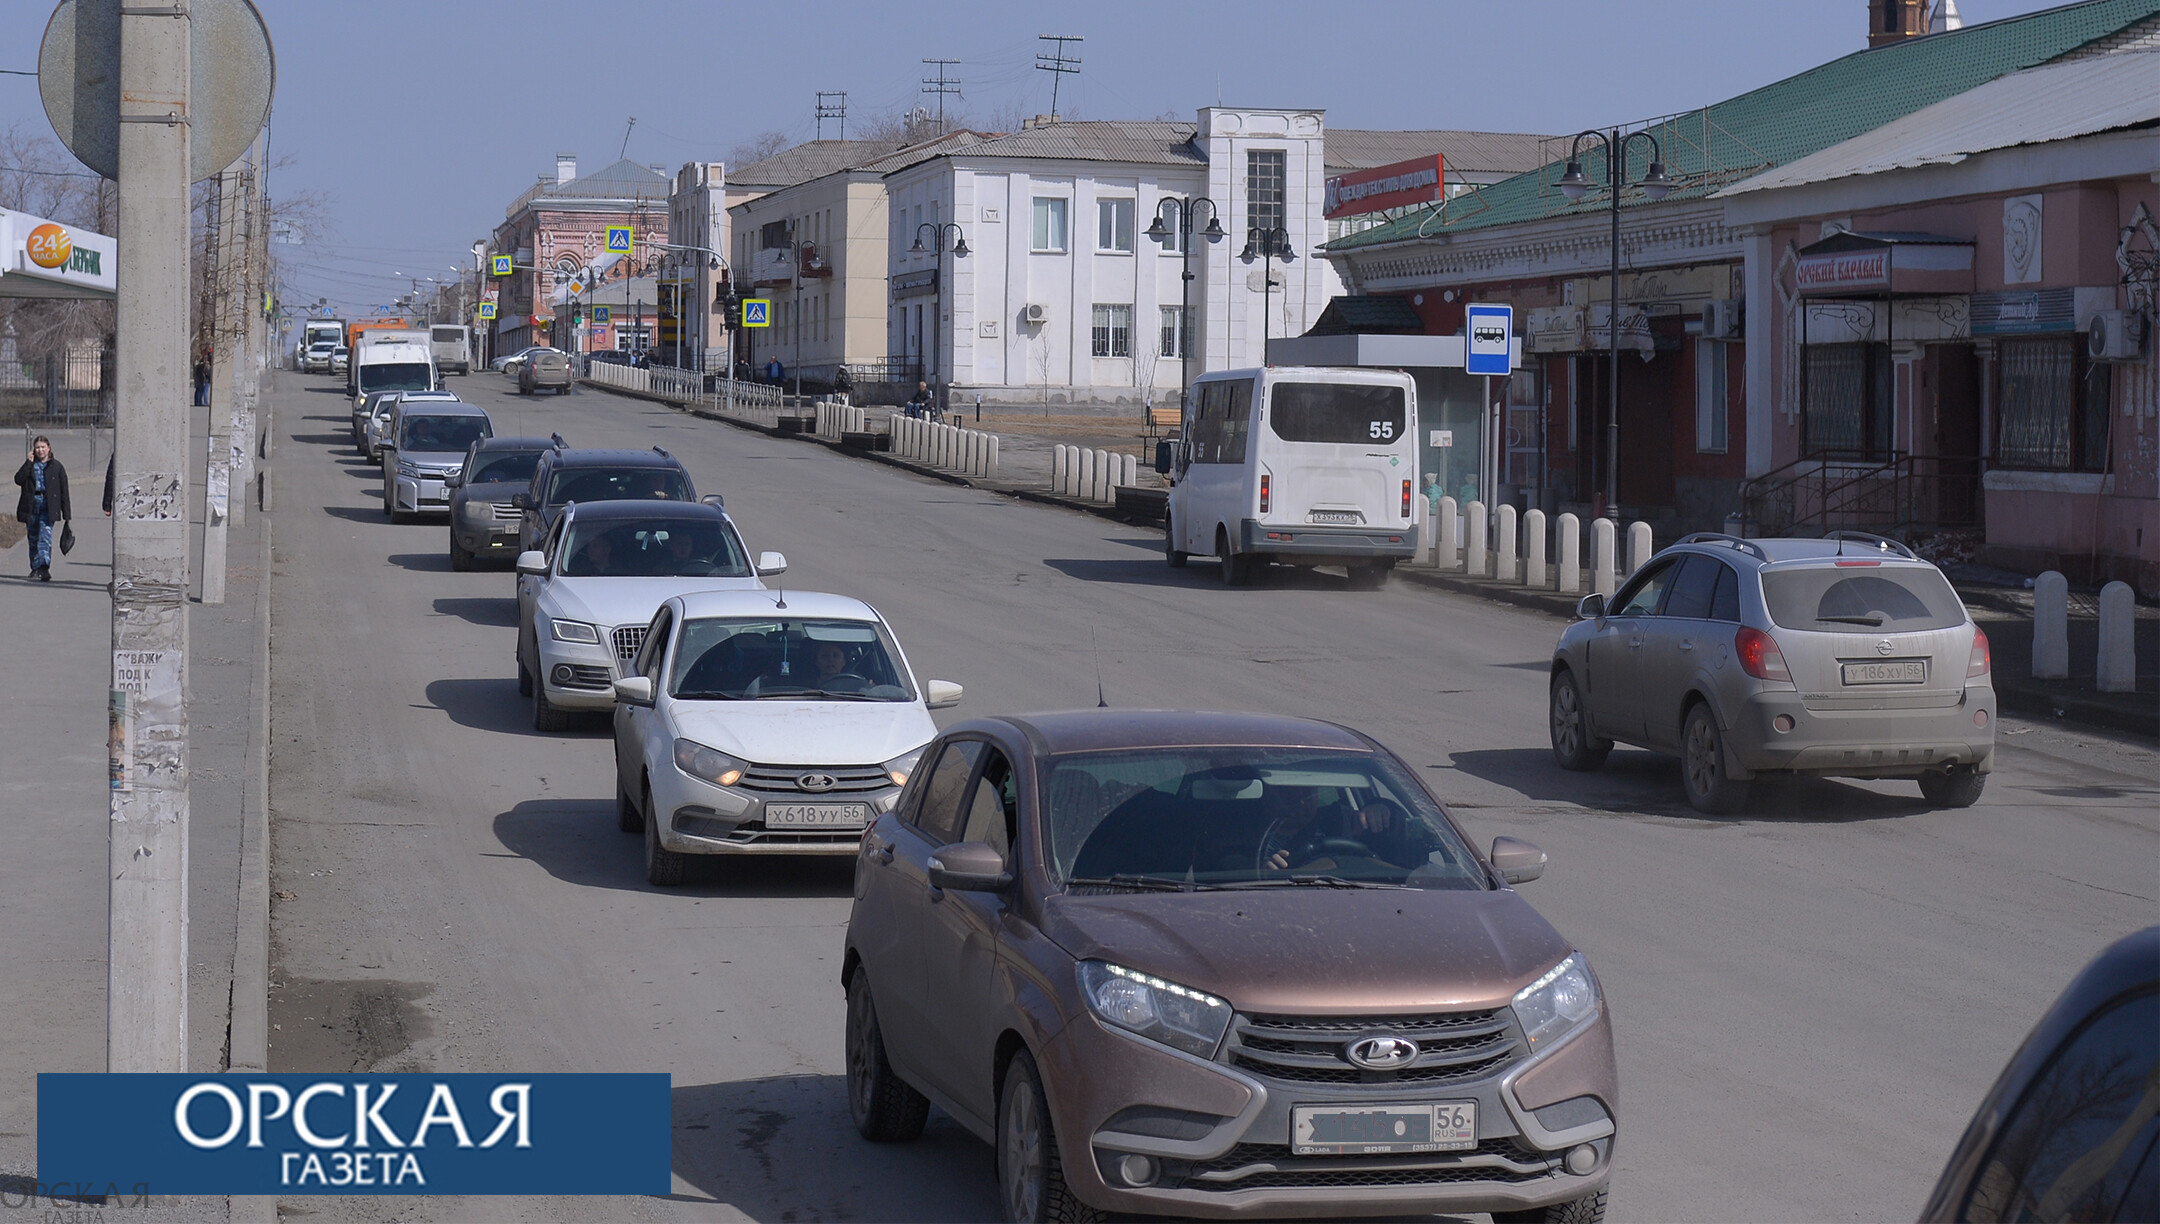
227;423;276;1224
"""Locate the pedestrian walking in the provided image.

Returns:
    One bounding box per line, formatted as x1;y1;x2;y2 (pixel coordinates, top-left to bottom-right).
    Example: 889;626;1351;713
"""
13;435;73;582
765;357;784;385
193;351;211;408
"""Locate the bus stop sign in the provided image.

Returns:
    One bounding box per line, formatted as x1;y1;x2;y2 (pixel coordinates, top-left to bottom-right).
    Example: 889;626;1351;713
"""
1465;303;1513;376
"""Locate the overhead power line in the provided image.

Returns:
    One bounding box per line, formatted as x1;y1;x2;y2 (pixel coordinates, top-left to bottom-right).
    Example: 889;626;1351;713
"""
815;91;848;141
1035;35;1082;121
921;59;962;129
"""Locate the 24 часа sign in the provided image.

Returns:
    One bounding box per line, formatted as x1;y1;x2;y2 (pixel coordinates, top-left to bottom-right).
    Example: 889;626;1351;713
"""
38;1073;669;1194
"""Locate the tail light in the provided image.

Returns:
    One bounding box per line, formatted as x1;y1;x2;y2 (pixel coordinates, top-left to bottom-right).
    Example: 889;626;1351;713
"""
1735;626;1792;682
1259;474;1271;514
1967;625;1991;679
1401;479;1412;519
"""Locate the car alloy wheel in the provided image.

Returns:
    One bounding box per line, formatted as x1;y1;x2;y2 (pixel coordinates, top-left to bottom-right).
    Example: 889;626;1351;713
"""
1682;704;1748;815
997;1051;1099;1223
1549;671;1610;771
643;789;689;887
1163;513;1188;568
845;969;928;1142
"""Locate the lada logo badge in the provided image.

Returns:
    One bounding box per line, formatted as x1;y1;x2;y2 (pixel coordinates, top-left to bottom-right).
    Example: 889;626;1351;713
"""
1875;639;1895;656
1344;1035;1420;1070
798;773;838;792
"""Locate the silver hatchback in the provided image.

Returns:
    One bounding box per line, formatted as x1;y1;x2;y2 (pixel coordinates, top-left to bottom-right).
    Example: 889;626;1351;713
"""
1549;532;1995;814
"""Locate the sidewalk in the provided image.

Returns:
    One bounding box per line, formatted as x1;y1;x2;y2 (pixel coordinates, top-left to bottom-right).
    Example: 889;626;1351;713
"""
0;415;272;1220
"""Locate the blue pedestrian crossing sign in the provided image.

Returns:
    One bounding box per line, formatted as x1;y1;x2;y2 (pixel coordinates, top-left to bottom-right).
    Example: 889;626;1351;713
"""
490;254;513;276
742;299;769;328
1464;303;1515;376
477;302;497;320
605;226;635;255
593;306;611;324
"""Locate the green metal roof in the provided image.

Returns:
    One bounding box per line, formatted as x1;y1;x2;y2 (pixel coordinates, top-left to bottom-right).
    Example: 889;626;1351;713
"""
1327;0;2160;253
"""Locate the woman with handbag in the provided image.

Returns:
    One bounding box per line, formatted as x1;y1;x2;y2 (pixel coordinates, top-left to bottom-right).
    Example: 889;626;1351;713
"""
12;435;72;583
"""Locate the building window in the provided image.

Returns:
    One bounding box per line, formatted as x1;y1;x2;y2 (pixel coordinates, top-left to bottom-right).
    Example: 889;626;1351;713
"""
760;220;790;250
1160;305;1188;359
1246;149;1286;238
1802;342;1892;458
1155;199;1185;253
1097;198;1134;252
1695;339;1728;453
1031;198;1068;252
1091;304;1132;358
1995;335;2109;471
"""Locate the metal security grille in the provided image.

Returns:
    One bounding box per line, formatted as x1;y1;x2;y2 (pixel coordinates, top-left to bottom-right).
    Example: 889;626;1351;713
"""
1246;149;1286;237
1994;335;2104;471
611;625;646;662
1226;1009;1523;1086
1802;342;1891;457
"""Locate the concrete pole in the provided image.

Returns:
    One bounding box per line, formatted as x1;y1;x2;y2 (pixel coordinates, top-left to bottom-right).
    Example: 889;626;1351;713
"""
1556;512;1580;594
2096;581;2135;693
200;169;235;605
1496;504;1519;583
1592;517;1617;596
1628;521;1654;576
1524;509;1548;588
1464;500;1488;578
232;137;266;528
1436;496;1459;571
109;1;193;1074
2032;570;2069;679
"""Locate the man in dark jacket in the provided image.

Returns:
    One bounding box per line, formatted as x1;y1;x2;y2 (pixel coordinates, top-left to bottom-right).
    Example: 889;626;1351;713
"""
13;435;72;582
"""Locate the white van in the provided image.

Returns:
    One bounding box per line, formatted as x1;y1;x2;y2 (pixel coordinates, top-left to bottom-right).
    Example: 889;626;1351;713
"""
1158;366;1419;588
430;324;472;375
351;330;437;410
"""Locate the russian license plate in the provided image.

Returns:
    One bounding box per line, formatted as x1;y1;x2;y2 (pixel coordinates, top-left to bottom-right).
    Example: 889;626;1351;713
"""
764;803;868;830
1291;1102;1475;1155
1842;659;1927;685
491;522;520;534
1309;510;1363;525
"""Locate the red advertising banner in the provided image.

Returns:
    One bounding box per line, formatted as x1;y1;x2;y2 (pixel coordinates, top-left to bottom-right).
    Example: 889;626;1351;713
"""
1795;250;1889;293
1324;154;1444;219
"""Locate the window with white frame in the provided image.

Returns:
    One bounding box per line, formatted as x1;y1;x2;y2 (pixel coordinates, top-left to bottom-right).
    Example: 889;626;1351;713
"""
1032;198;1068;252
1092;304;1132;358
1246;149;1286;236
1097;198;1134;252
1695;339;1728;453
1159;305;1188;359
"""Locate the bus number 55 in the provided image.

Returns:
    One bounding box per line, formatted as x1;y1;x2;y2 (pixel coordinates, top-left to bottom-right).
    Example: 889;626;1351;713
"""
1368;421;1395;440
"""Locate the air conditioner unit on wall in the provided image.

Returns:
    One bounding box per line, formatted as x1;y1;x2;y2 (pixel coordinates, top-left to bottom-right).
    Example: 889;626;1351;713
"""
2088;310;2148;362
1701;298;1744;339
1022;303;1048;325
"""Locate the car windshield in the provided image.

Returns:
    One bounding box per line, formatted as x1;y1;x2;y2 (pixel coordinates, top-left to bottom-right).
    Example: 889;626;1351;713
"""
547;466;690;507
398;414;489;453
467;450;543;485
1041;748;1487;891
1761;565;1966;633
558;517;749;580
358;362;433;394
667;616;916;702
1269;382;1408;445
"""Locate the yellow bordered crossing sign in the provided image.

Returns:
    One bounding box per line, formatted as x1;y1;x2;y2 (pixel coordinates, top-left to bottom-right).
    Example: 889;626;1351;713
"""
742;299;769;327
593;306;611;324
476;302;497;319
490;254;513;276
605;226;634;255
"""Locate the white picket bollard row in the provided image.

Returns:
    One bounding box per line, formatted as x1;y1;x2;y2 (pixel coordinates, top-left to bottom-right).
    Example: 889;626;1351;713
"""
1044;445;1135;503
882;412;998;478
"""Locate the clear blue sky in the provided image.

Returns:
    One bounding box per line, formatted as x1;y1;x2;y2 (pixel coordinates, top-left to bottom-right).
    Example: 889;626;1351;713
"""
1;0;2067;317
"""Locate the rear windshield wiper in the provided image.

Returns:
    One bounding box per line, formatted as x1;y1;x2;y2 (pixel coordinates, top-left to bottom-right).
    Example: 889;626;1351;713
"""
1816;614;1887;626
1063;874;1197;893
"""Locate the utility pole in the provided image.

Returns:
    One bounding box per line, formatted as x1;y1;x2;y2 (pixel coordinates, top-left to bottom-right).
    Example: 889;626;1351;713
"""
109;0;194;1075
200;167;237;604
815;91;847;141
232;134;265;527
1034;36;1082;121
921;60;961;132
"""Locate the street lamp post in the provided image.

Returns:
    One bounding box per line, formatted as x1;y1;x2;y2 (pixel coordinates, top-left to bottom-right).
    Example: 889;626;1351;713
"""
1557;128;1672;522
1143;196;1225;406
911;222;969;410
1240;226;1295;357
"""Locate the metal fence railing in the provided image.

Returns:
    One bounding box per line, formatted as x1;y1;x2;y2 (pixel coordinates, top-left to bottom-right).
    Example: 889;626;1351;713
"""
0;350;111;427
580;356;820;426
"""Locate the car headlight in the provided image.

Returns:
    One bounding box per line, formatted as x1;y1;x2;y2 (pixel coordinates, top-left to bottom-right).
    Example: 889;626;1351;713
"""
549;619;600;644
881;747;927;788
397;460;420;478
1513;953;1599;1052
673;739;744;788
1078;960;1231;1058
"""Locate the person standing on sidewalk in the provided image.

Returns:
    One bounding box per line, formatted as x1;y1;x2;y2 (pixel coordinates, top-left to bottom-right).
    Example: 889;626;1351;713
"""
13;436;72;582
193;351;212;408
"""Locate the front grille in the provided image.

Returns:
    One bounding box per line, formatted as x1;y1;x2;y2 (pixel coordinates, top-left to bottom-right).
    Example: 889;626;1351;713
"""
611;625;646;662
736;764;892;795
688;824;864;847
1227;1009;1523;1086
491;502;522;521
1182;1139;1557;1191
560;664;613;689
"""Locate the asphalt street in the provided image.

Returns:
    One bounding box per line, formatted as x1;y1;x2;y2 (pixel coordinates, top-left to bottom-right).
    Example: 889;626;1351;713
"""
263;372;2160;1222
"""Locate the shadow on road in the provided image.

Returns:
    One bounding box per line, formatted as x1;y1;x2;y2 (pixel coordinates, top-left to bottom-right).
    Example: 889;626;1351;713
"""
387;551;450;573
1043;557;1359;591
422;677;592;738
290;431;348;447
432;596;516;627
321;505;387;523
670;1075;997;1222
487;798;854;897
1445;747;1922;823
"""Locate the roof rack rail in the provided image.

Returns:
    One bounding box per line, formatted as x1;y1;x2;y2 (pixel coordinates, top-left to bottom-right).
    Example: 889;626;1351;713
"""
1822;530;1915;560
1675;532;1769;562
652;445;672;458
550;431;566;447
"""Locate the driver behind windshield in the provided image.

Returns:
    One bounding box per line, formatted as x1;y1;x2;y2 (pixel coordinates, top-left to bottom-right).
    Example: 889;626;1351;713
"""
1261;785;1427;873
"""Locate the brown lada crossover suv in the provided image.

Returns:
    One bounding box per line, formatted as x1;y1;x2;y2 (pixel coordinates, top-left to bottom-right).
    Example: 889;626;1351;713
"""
842;710;1616;1222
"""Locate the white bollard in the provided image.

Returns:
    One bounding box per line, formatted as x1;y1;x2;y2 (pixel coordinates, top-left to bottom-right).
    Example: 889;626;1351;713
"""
1628;521;1654;576
1464;501;1488;578
1094;449;1112;501
1524;509;1548;588
1592;517;1617;596
1496;504;1519;583
1078;448;1096;499
2097;581;2136;693
2033;570;2069;679
1053;445;1069;493
1121;453;1137;490
1556;512;1580;594
985;434;999;480
1436;496;1460;570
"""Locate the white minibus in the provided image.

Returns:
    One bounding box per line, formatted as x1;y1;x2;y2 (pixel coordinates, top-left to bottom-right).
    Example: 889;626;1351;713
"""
1157;366;1419;588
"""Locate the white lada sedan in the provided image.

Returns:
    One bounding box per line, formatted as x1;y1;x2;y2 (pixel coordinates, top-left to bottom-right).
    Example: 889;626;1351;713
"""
609;590;962;885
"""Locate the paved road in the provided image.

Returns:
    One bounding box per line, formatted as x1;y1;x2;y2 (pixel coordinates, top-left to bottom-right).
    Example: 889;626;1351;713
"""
264;373;2159;1222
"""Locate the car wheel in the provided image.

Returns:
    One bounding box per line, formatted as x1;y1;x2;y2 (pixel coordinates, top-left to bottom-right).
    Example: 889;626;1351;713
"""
1217;527;1251;587
642;788;690;887
1494;1189;1608;1224
845;968;929;1142
1682;703;1749;815
1549;670;1612;771
449;538;472;572
1919;765;1986;808
1163;513;1188;568
516;639;534;697
533;678;571;733
997;1049;1100;1223
615;757;644;832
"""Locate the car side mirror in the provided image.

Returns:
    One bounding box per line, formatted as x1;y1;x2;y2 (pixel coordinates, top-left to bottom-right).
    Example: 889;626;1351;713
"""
924;680;963;709
755;551;788;577
514;550;547;576
1576;593;1606;620
1490;836;1546;885
612;676;654;707
700;493;726;509
510;492;532;510
928;841;1012;892
444;472;462;488
1153;440;1174;475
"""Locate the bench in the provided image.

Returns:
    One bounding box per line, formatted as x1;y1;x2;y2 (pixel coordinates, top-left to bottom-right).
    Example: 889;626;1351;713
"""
1142;405;1182;442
